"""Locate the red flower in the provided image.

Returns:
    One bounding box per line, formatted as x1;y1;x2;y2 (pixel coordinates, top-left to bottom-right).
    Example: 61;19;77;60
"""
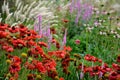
12;56;21;65
112;63;118;69
0;31;9;38
90;66;101;76
12;39;26;48
2;44;14;52
8;26;19;33
19;24;28;32
27;40;37;47
48;51;55;56
38;42;48;47
100;63;111;74
56;42;60;49
84;54;99;62
55;50;66;58
75;39;80;44
9;63;21;73
28;46;45;58
52;38;57;43
84;67;93;73
24;62;35;70
35;46;44;55
0;23;8;31
36;62;46;73
91;56;98;62
50;28;56;34
9;77;15;80
84;54;92;61
64;46;72;52
43;59;56;71
62;19;69;23
109;72;118;80
59;77;64;80
98;59;102;63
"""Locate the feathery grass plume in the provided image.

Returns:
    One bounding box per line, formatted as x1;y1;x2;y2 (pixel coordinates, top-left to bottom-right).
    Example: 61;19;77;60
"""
1;0;56;28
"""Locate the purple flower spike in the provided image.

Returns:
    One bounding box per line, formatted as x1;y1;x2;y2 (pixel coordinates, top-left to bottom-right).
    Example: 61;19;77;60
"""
82;4;93;21
48;35;52;49
76;0;81;12
75;12;81;24
69;0;74;13
37;15;42;36
46;24;51;37
63;29;67;45
34;24;38;31
60;29;67;50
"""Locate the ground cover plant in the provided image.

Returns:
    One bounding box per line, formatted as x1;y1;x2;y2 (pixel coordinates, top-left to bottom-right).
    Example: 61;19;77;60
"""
0;0;120;80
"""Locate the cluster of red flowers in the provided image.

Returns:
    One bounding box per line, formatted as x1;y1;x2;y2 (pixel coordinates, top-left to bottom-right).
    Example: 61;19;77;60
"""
75;54;120;80
0;23;66;80
84;54;102;63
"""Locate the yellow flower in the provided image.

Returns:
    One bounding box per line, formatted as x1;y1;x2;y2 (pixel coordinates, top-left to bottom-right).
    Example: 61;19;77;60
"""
6;73;11;77
54;76;59;80
6;59;11;64
21;53;27;58
28;57;33;61
36;74;41;79
70;58;75;61
104;73;109;77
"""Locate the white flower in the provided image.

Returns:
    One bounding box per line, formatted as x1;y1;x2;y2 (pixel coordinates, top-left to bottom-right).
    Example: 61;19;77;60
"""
100;31;107;35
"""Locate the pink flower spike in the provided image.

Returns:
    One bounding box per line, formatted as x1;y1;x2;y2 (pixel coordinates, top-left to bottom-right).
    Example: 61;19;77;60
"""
63;29;67;45
80;72;84;79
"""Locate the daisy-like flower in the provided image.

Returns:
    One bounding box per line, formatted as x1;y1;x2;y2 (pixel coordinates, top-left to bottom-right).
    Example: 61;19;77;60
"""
75;39;80;44
9;63;21;74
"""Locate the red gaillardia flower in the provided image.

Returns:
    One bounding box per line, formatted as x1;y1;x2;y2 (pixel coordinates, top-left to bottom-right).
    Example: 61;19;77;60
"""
2;44;14;52
38;41;48;47
12;39;26;48
19;24;28;32
0;31;9;38
24;62;35;70
59;77;64;80
12;56;21;65
0;23;8;31
9;63;21;73
62;19;69;23
64;46;72;52
8;26;19;33
55;50;67;58
43;59;56;71
50;27;56;34
36;62;46;73
109;72;118;80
